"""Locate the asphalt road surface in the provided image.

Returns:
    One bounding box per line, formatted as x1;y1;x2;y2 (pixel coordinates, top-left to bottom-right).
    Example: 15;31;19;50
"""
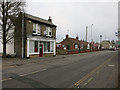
2;50;118;88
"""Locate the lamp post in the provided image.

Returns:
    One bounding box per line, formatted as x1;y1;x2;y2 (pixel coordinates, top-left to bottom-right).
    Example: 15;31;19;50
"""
90;24;93;51
86;26;88;42
100;35;102;50
91;24;93;42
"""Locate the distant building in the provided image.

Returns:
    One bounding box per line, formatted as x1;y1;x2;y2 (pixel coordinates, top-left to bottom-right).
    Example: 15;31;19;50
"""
11;13;57;58
101;40;110;49
56;34;88;54
90;42;100;50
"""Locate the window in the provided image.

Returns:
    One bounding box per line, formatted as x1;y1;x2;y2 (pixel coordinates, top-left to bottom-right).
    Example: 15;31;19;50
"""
44;42;53;52
47;42;50;52
34;41;38;52
29;41;34;53
29;41;38;53
33;23;41;35
75;44;78;49
67;44;70;50
33;23;36;34
50;42;54;52
57;45;59;47
64;47;66;50
46;26;52;37
37;24;41;34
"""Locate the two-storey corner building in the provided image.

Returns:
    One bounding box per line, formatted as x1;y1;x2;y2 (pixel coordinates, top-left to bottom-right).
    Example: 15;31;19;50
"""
14;13;57;58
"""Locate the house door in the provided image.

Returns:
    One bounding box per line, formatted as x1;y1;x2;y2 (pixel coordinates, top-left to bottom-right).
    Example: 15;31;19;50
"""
39;44;43;57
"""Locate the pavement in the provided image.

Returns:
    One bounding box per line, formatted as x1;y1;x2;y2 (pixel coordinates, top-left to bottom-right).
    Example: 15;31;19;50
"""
2;51;94;68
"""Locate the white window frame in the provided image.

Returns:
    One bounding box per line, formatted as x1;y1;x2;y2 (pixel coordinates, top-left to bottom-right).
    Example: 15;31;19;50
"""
33;23;36;34
33;23;41;35
37;24;41;35
29;40;39;54
43;41;54;53
46;26;52;37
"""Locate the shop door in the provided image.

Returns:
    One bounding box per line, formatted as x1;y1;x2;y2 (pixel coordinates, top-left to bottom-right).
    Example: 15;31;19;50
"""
39;44;43;57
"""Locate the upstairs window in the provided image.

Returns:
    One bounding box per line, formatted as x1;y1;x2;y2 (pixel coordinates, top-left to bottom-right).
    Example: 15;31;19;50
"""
45;26;52;37
33;23;41;35
37;24;41;34
33;23;36;34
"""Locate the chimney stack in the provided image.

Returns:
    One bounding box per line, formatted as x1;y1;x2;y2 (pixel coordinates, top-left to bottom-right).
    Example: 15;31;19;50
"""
66;34;69;39
76;36;79;40
48;16;52;22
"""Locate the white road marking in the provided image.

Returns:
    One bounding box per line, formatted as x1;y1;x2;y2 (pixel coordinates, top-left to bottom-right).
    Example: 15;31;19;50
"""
108;65;115;67
81;83;87;88
1;78;12;82
2;69;47;82
81;77;93;88
87;77;93;83
20;69;47;76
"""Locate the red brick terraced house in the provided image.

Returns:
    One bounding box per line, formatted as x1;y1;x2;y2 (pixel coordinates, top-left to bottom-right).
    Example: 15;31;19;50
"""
89;42;100;51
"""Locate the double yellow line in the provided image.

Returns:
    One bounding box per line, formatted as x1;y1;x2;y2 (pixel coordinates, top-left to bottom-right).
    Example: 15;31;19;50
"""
74;54;117;87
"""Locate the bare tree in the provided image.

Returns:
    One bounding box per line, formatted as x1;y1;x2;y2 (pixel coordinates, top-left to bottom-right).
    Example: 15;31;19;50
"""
0;0;25;57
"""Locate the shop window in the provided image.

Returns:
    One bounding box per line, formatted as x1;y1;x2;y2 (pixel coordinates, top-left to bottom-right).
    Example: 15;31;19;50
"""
34;41;38;52
50;42;54;52
47;42;50;52
44;42;53;52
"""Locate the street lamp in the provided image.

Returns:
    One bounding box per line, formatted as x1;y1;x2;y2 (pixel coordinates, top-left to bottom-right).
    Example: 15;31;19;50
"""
100;35;102;43
100;35;102;49
86;26;88;42
91;24;93;42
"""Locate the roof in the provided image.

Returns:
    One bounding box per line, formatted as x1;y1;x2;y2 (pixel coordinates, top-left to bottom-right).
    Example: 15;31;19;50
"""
60;37;88;46
25;13;57;27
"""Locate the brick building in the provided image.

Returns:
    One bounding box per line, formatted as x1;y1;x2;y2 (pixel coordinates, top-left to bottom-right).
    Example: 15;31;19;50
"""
90;42;100;50
56;34;88;54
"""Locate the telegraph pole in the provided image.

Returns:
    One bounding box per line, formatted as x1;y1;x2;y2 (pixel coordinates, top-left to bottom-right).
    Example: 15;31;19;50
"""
91;24;93;42
86;26;88;42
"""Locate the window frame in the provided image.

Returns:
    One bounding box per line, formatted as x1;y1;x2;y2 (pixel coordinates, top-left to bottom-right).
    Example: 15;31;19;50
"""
29;40;39;54
33;23;41;35
46;26;52;37
44;41;54;53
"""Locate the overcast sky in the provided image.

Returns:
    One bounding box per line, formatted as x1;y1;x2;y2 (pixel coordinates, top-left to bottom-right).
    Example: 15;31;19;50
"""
26;0;118;43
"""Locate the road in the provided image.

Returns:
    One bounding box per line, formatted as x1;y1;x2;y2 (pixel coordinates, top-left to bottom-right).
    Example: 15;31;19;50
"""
2;50;118;88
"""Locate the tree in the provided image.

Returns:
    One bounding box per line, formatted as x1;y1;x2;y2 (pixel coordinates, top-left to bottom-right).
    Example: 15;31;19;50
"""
0;0;25;57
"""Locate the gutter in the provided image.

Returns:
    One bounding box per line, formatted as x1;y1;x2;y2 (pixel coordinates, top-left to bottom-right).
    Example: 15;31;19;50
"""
22;11;24;59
